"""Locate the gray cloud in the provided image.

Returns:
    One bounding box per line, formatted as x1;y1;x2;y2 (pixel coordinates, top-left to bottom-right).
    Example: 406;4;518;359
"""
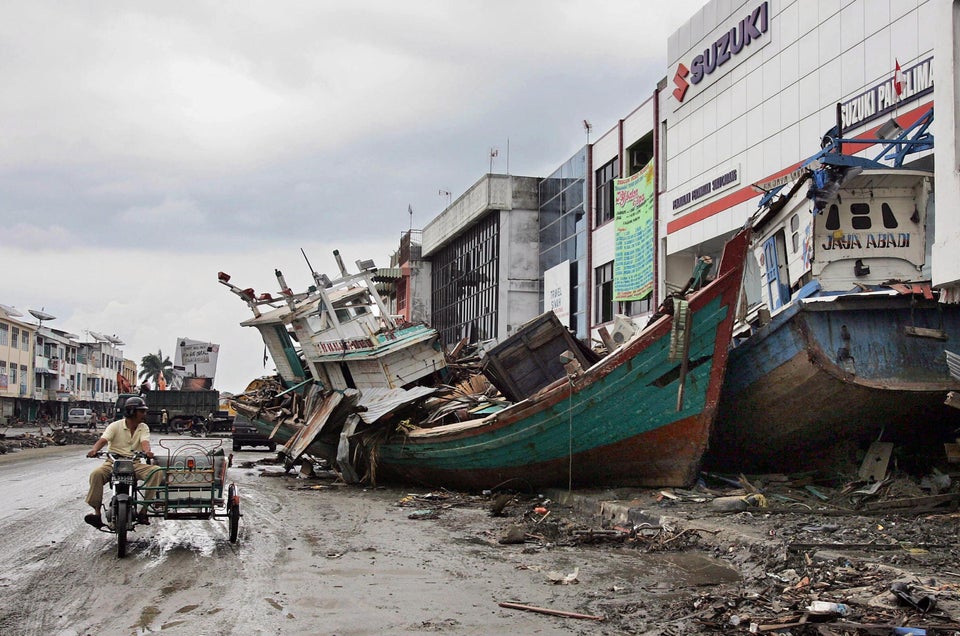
0;0;707;391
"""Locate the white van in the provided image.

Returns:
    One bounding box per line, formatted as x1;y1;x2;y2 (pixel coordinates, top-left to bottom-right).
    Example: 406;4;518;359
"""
67;408;96;428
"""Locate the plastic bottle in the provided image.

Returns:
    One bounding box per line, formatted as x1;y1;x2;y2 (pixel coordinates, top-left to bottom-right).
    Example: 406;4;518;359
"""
807;601;849;616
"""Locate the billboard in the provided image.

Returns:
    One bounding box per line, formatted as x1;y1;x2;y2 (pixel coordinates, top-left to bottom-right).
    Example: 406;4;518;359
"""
173;338;220;382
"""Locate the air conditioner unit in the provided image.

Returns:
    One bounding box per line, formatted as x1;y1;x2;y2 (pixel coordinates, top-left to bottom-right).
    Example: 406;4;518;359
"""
609;314;639;347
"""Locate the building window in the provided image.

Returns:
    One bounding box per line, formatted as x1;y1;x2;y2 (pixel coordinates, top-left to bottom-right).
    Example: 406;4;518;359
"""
431;213;500;347
594;157;619;226
21;333;29;352
10;365;16;386
0;324;6;346
11;327;18;349
595;262;614;324
19;364;26;390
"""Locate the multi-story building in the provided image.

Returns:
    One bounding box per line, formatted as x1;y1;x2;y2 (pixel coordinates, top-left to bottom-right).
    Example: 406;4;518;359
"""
33;327;80;421
79;335;125;416
121;358;137;393
0;307;35;424
658;0;945;298
530;0;958;347
421;174;542;347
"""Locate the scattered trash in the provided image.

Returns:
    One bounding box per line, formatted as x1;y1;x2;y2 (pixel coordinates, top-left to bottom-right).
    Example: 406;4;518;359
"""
407;509;441;520
709;493;767;511
891;581;937;613
806;600;849;616
546;567;579;585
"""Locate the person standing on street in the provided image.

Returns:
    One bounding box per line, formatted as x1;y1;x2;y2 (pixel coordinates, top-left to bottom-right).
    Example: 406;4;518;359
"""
83;396;163;528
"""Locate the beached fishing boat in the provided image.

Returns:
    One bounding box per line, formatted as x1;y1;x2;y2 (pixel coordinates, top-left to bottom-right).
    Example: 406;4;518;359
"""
220;251;448;466
709;109;960;472
363;227;750;490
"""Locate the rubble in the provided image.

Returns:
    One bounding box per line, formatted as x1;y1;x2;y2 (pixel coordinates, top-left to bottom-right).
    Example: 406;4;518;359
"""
0;427;100;454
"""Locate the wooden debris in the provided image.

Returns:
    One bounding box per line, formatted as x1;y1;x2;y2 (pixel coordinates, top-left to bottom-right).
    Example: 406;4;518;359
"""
498;601;604;621
858;441;894;482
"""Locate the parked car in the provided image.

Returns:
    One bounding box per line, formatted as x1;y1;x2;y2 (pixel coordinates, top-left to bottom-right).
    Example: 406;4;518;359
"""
231;414;276;452
67;408;97;428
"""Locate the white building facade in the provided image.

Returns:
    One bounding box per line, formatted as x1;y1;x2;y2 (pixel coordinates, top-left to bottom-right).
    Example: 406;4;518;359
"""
657;0;945;295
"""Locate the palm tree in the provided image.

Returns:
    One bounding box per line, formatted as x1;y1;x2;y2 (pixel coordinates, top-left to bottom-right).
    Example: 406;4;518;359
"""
139;350;173;389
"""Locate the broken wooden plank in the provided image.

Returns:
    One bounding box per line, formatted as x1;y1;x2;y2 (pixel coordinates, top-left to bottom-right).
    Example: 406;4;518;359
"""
597;325;615;352
787;542;948;552
498;602;604;621
858;441;894;482
862;493;960;511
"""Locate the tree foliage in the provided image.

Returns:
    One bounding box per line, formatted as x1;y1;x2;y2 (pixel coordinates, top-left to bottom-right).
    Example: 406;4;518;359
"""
139;350;172;389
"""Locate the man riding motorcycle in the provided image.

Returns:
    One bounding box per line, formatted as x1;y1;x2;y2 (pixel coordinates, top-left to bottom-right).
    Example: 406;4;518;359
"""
84;396;164;528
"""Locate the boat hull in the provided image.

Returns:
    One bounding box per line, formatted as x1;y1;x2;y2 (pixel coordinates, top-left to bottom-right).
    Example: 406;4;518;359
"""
370;230;750;491
710;294;960;472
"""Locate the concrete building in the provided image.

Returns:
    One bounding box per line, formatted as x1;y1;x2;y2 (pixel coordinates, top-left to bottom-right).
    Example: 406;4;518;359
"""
658;0;943;297
421;174;541;347
398;0;958;355
0;307;35;423
33;327;81;421
78;336;124;415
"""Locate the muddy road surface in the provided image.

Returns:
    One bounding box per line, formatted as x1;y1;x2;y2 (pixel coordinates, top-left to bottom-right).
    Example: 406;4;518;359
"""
0;441;744;636
3;441;959;635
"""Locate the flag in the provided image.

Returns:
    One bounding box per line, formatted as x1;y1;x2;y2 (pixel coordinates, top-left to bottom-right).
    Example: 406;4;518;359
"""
408;204;413;216
894;59;904;98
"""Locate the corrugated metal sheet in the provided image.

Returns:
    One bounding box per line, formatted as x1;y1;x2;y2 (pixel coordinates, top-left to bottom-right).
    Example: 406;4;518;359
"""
947;350;960;381
356;386;436;424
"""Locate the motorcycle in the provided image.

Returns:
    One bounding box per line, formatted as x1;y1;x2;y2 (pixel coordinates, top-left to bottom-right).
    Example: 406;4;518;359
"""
91;441;241;558
93;451;155;558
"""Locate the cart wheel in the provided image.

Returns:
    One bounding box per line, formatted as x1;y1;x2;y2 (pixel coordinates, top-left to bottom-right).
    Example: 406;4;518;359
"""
228;484;240;543
116;501;128;558
268;442;276;452
232;441;242;452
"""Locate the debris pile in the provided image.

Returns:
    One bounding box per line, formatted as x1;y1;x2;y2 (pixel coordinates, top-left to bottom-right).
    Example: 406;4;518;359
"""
0;428;100;454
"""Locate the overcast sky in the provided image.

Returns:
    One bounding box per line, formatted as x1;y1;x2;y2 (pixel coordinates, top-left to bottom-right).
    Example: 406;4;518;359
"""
1;0;707;394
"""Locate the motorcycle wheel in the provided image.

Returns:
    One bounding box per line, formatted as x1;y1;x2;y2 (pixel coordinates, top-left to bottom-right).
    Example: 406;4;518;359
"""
116;501;128;558
227;484;240;543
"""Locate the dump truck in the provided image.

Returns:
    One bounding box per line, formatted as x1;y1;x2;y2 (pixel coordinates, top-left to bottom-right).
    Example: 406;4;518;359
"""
115;390;221;433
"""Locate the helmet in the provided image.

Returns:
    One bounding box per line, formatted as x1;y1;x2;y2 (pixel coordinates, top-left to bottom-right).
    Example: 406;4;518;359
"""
124;396;149;417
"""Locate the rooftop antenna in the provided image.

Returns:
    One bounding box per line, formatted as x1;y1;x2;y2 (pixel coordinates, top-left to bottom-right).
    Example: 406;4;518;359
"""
583;119;592;145
439;189;452;206
489;147;498;174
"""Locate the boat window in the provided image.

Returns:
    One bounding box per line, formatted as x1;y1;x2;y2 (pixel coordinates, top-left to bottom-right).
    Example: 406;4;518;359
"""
825;204;840;230
790;214;800;253
881;202;899;228
850;203;872;230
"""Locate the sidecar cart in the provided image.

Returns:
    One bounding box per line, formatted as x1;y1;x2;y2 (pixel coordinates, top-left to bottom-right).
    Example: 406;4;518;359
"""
144;439;242;543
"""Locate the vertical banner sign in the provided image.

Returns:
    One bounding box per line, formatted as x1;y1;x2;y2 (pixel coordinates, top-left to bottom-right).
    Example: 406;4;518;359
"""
614;161;655;301
543;260;571;327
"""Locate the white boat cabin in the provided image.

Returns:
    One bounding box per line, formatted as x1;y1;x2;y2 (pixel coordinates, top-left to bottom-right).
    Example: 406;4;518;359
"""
747;168;933;318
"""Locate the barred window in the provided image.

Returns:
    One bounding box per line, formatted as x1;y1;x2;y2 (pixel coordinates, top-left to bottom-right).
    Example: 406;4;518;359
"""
431;213;500;347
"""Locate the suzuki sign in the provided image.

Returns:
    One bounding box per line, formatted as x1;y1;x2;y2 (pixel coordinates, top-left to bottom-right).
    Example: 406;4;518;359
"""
672;1;770;109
